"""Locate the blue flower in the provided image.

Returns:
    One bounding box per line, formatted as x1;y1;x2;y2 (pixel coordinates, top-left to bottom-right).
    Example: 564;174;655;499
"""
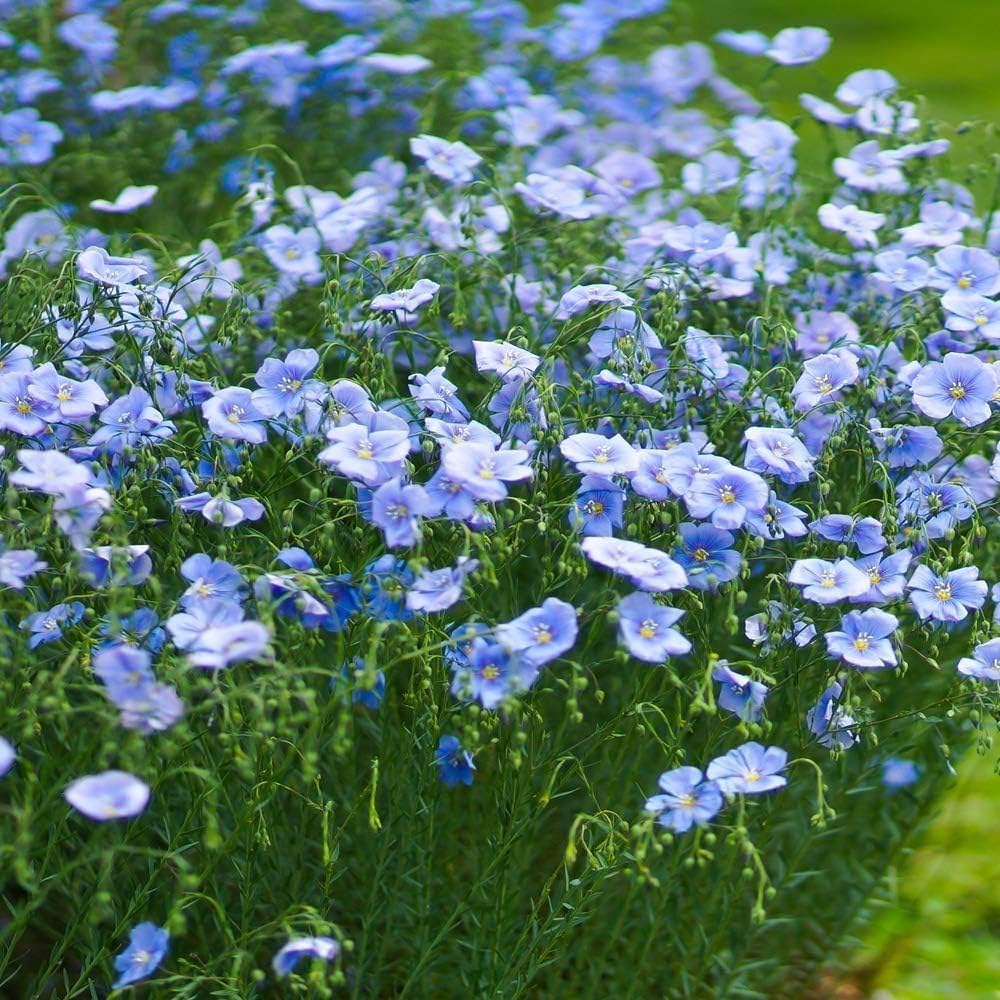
252;348;322;418
706;742;788;795
911;353;995;427
0;548;47;589
112;922;169;989
957;638;1000;681
495;597;578;675
435;736;475;787
272;936;340;977
806;682;858;750
0;108;62;166
712;663;768;722
180;553;246;608
410;134;481;185
361;556;414;622
825;609;899;669
370;478;432;549
318;422;409;486
744;600;817;650
79;545;153;588
93;646;155;705
742;427;814;484
560;432;638;476
615;592;690;663
441;442;533;502
644;766;722;833
20;601;85;649
907;565;987;622
673;523;741;591
684;464;769;530
332;658;386;710
745;493;809;539
787;558;870;605
64;770;150;821
201;387;268;444
0;736;15;777
791;349;860;409
450;640;522;710
568;476;624;537
869;423;942;469
97;608;166;654
850;550;912;604
406;558;479;613
882;758;921;789
809;515;886;554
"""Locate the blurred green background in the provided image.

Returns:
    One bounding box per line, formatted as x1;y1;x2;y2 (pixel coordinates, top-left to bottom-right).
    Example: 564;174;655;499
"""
685;0;1000;125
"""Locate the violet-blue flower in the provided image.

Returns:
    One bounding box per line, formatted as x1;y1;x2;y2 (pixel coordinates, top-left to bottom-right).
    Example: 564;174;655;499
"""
112;922;169;989
825;609;899;669
64;770;150;820
272;936;340;977
560;432;638;477
957;638;1000;681
712;663;768;722
684;464;768;530
673;523;741;591
202;387;268;444
615;591;690;663
644;766;723;833
809;514;886;554
706;742;788;795
806;682;858;750
435;735;475;786
907;565;988;622
441;442;533;502
0;736;15;777
495;597;578;674
788;558;871;605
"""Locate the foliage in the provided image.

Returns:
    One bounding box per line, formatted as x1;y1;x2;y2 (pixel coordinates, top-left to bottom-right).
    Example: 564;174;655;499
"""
0;1;998;997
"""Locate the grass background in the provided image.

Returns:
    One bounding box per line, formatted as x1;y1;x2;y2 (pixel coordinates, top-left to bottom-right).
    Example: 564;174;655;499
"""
683;3;999;996
685;0;1000;126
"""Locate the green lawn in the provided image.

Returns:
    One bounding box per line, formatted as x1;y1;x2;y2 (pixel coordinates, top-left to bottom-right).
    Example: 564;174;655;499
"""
842;749;1000;998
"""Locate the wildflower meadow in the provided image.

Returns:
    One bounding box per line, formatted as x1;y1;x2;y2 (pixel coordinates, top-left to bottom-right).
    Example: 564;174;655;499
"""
1;0;999;996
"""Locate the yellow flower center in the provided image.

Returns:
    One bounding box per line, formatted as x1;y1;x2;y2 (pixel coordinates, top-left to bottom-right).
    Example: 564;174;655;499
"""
639;620;657;639
934;583;952;602
719;486;736;504
949;382;966;399
693;547;709;562
533;625;552;644
481;665;500;680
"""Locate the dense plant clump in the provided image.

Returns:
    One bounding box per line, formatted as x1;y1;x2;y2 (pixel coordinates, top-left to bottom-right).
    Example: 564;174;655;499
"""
1;0;999;996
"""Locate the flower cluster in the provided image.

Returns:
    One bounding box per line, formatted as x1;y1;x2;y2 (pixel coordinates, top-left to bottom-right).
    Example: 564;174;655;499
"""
0;0;996;994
